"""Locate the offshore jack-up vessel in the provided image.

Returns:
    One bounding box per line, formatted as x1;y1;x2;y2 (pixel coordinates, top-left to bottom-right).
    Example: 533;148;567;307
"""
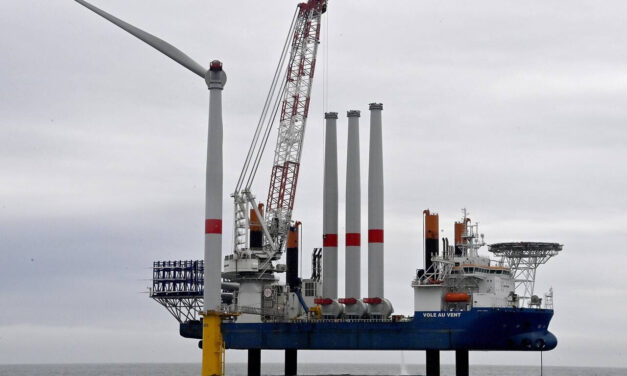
72;0;562;375
168;211;562;350
141;1;563;375
153;208;562;376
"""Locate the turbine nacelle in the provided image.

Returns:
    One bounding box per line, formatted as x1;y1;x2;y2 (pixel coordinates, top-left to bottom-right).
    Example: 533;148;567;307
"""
206;60;227;89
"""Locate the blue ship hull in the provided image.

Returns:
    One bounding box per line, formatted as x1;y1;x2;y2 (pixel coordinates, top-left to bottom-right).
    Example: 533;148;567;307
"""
183;308;556;351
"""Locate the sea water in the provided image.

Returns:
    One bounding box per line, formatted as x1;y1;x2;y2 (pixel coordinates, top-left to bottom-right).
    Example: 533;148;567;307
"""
0;363;625;376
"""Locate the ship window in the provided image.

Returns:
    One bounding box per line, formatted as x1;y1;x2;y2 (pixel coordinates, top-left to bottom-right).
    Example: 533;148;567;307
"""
304;282;315;297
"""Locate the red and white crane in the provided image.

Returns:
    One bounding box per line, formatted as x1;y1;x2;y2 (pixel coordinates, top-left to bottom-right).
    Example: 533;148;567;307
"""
228;0;327;278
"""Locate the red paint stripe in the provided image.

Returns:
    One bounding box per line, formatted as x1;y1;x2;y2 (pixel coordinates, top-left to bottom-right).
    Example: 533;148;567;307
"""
368;229;384;243
339;297;357;305
205;219;222;234
323;233;338;247
346;233;361;246
314;298;333;305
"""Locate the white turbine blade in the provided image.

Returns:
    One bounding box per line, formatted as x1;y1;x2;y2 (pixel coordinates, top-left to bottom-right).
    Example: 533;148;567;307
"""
75;0;206;79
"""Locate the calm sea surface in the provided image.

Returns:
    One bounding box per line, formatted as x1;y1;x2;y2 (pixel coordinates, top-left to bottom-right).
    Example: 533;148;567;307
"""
0;363;624;376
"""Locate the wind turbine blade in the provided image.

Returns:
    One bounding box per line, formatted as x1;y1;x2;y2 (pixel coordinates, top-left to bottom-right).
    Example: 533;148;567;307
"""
75;0;206;79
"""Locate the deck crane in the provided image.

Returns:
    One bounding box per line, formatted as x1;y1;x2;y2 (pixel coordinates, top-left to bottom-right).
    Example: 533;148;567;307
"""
227;0;327;281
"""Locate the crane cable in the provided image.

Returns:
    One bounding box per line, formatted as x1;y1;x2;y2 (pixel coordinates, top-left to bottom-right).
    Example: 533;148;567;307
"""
234;7;299;193
246;14;310;191
324;5;329;113
321;7;329;211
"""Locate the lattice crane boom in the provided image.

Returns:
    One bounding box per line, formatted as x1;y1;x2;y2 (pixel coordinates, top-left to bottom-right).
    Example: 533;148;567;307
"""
231;0;326;268
266;0;326;251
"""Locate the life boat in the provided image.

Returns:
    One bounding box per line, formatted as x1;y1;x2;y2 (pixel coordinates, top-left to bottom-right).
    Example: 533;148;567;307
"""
444;292;471;302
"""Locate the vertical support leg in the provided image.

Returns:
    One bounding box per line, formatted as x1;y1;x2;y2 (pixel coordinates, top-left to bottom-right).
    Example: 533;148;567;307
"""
285;349;297;376
455;350;469;376
201;312;224;376
248;349;261;376
425;350;440;376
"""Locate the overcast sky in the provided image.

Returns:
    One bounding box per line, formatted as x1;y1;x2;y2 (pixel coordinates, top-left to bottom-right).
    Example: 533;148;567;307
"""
1;0;627;369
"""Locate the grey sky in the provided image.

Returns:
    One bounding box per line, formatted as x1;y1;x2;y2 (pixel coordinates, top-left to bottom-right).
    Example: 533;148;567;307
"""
1;0;626;368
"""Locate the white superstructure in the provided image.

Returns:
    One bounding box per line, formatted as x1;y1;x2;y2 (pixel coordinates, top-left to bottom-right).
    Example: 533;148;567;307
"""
413;209;562;312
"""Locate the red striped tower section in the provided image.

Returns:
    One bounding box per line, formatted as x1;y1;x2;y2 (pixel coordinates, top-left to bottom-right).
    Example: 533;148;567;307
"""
322;112;338;301
341;110;367;318
203;61;226;312
366;103;393;318
345;110;361;299
367;103;384;299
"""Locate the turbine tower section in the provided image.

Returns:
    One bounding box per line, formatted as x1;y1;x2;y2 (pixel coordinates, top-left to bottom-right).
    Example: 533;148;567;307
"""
366;103;393;319
345;110;362;299
367;103;384;299
316;112;343;319
322;112;339;299
204;62;227;312
342;110;367;319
